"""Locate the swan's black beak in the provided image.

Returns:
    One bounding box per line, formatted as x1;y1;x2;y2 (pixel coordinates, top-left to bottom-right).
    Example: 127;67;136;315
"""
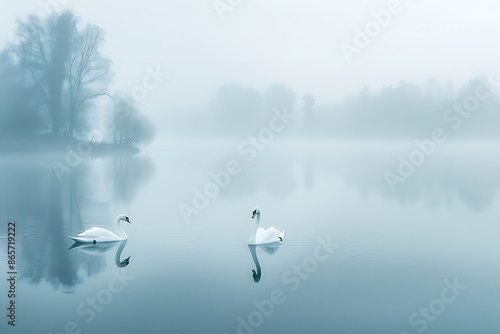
125;216;131;224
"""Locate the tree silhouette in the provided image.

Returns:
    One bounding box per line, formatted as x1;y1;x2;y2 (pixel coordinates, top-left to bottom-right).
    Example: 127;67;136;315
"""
113;97;155;147
10;11;75;136
301;93;316;133
264;83;296;113
9;10;112;137
68;25;112;137
0;51;45;134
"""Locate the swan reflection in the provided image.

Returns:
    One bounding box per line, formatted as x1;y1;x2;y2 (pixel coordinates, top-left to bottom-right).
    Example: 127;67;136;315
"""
69;240;130;268
248;243;281;283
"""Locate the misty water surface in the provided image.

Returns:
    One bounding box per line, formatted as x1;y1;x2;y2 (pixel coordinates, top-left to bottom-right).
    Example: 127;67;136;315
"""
1;138;499;334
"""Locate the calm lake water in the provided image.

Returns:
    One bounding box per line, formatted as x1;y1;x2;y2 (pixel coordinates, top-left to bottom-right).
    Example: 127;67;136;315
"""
1;137;499;334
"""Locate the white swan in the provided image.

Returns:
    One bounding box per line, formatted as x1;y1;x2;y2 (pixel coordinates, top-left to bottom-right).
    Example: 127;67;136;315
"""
68;214;131;243
248;207;285;245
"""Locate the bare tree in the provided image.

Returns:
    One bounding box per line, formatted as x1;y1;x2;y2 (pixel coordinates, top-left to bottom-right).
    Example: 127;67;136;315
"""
10;11;76;136
9;10;112;137
113;98;155;147
67;25;112;137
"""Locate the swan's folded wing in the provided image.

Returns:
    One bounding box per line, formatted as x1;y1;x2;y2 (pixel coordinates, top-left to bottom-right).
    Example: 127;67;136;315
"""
258;227;284;243
76;227;120;241
77;227;109;238
265;227;282;238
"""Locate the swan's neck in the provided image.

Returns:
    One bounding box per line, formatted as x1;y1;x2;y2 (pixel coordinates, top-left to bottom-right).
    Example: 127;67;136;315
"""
115;240;129;268
115;217;127;239
249;213;260;244
249;246;261;273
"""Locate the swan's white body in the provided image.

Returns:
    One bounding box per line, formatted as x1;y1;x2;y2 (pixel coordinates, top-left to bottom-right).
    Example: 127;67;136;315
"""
248;207;285;245
69;214;130;243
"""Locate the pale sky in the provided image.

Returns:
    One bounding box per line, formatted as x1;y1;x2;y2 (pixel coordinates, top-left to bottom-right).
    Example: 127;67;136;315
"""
1;0;500;126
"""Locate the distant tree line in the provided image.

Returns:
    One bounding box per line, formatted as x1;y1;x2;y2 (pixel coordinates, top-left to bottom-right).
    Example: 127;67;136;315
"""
211;78;500;139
